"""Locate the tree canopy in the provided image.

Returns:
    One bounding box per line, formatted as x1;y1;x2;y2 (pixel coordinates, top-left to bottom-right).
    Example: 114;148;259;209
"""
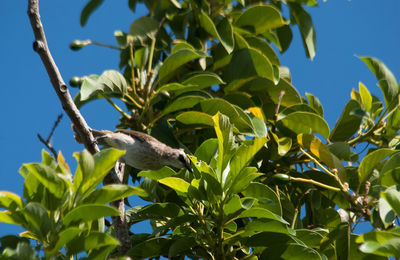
1;0;400;259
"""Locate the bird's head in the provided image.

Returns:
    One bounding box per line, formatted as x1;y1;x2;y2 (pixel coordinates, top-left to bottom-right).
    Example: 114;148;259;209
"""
166;148;193;173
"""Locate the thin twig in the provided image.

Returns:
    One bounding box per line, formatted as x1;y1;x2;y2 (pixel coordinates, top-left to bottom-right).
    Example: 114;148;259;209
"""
37;134;57;158
47;114;63;143
37;113;63;158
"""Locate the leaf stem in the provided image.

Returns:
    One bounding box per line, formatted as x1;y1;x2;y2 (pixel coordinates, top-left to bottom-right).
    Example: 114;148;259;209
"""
103;95;131;120
290;176;341;191
129;43;137;95
299;147;336;178
124;94;143;109
89;40;121;50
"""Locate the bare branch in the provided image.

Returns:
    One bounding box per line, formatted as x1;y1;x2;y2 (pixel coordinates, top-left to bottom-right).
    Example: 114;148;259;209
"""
27;0;98;154
46;114;63;143
37;114;63;158
27;0;131;254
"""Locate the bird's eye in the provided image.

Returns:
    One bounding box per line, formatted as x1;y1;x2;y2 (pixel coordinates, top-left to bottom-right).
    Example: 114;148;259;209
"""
178;154;186;163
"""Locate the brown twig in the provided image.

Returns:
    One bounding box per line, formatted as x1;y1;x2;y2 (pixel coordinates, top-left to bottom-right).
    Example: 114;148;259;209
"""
27;0;131;255
37;114;63;158
27;0;98;155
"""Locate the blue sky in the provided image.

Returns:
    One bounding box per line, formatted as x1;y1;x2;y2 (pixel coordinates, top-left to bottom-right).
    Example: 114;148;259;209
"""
1;0;399;238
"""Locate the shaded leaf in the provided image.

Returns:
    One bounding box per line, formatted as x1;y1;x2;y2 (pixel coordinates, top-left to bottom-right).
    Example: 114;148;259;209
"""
82;184;147;204
159;49;208;83
80;0;104;26
358;149;398;185
330;100;362;142
289;3;316;60
235;5;288;34
359;56;398;108
279;111;330;139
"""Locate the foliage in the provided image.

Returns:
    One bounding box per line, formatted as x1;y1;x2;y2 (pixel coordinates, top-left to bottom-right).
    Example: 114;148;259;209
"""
3;0;400;259
0;149;147;259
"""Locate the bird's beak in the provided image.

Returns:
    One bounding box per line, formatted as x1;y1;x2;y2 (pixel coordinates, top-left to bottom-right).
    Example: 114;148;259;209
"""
185;156;194;173
185;163;194;173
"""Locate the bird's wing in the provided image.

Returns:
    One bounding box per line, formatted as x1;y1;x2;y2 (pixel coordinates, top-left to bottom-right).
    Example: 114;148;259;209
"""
114;129;159;143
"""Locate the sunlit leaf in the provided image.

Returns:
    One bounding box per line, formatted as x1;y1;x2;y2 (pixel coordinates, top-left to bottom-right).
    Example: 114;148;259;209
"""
63;204;120;226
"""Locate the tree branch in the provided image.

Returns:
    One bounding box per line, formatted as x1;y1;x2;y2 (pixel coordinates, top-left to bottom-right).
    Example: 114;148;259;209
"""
27;0;131;255
27;0;98;155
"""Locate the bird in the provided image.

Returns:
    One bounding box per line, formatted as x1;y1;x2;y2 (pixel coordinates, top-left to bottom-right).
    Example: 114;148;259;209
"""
88;128;193;173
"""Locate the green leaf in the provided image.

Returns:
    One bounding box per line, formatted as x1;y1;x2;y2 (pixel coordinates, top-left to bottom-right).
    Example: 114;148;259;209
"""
262;243;323;260
358;149;398;185
21;163;65;199
63;204;120;226
201;98;254;134
289;3;316;60
224;194;243;216
80;148;126;195
73;149;94;192
359;239;400;257
138;167;176;181
176;111;214;127
378;195;395;228
278;111;330;139
158;177;190;193
75;70;128;107
171;41;195;53
156;83;186;93
158;49;208;83
222;48;274;83
199;12;233;53
212;113;235;181
306;92;323;116
228;137;267;186
162;95;206;115
168;237;197;258
380;153;400;186
330;100;363;142
228;167;262;195
23;202;51;238
242;183;281;216
246;232;294;247
182;71;225;88
194;139;218;164
359;56;398;107
245;36;280;66
82;184;147;204
0;191;23;211
128;237;171;258
328;142;352;161
298;134;346;180
81;70;127;100
238;77;302;107
137;203;184;219
217;17;235;54
0;211;24;226
80;0;104;26
67;232;119;255
235;5;288;34
381;187;400;217
272;132;292;156
359;82;373;112
129;17;159;42
46;227;83;257
240;207;288;224
246;219;294;235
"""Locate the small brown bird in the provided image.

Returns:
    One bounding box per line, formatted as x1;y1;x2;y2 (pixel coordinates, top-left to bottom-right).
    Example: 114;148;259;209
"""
90;129;193;173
